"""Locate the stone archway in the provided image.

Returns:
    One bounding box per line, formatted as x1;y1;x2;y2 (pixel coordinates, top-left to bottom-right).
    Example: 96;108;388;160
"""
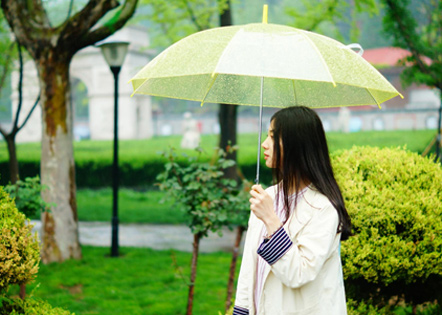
12;25;154;142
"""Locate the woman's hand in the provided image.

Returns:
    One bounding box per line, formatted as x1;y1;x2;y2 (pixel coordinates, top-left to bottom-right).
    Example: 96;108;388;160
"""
250;185;282;235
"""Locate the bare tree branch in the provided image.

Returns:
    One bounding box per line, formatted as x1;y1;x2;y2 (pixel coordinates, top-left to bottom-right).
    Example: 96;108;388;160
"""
66;0;75;20
1;0;51;44
77;0;138;49
12;40;23;134
18;94;40;132
0;124;7;138
61;0;118;42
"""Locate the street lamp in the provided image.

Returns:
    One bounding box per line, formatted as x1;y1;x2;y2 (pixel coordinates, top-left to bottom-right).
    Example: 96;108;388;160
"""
97;41;129;257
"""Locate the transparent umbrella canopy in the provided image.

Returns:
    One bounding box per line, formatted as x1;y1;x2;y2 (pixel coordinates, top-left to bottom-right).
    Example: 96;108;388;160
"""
130;10;402;183
130;23;402;108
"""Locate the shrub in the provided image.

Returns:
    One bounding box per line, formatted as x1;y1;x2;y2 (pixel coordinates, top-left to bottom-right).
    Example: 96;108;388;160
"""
0;296;74;315
0;186;40;293
4;176;50;218
332;146;442;307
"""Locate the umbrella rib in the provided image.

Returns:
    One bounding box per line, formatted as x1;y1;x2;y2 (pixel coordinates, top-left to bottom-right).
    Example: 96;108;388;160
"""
200;73;219;106
365;87;382;109
298;31;336;87
292;80;297;105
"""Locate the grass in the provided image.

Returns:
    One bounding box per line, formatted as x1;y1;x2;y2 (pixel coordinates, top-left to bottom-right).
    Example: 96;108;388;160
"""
9;246;239;315
0;130;437;163
7;246;440;315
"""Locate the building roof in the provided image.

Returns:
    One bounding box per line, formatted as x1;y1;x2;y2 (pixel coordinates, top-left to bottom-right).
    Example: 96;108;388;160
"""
363;47;431;67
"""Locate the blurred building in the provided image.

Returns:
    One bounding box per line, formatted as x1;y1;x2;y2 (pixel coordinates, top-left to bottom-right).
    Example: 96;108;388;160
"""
316;47;439;132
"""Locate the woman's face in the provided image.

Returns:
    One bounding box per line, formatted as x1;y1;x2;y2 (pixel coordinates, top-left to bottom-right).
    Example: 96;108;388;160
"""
262;122;276;168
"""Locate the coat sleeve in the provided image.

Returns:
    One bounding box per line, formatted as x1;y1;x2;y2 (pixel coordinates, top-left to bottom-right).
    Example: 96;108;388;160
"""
257;203;340;289
233;213;258;314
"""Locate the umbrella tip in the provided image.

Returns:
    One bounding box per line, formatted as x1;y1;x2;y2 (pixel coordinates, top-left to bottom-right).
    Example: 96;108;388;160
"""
262;4;268;24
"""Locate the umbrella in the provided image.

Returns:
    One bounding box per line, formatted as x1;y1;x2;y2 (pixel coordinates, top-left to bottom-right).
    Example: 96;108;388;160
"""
130;6;402;182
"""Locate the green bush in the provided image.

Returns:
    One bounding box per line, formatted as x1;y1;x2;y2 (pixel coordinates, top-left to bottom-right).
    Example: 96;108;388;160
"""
332;146;442;308
0;186;40;293
0;296;74;315
4;177;49;218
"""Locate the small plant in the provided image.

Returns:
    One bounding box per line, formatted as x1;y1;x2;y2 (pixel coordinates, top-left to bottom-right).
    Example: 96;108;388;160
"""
4;176;50;218
157;147;240;315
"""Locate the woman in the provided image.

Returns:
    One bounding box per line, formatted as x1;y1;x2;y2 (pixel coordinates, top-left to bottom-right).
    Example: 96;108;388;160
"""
233;106;351;315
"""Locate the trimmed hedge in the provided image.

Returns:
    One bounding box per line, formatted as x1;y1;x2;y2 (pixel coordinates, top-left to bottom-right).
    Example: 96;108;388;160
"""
0;159;273;188
333;146;442;308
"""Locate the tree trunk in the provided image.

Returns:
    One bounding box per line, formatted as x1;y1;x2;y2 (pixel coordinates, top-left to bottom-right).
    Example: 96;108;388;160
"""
218;103;238;179
37;53;81;263
218;0;240;181
187;233;201;315
225;225;245;312
5;134;19;184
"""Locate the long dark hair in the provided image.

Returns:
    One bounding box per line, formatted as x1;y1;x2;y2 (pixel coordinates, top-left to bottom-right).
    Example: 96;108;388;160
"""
271;106;351;240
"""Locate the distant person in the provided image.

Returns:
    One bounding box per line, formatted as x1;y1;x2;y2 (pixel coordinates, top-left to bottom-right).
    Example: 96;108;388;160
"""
233;106;351;315
337;107;351;133
180;112;200;149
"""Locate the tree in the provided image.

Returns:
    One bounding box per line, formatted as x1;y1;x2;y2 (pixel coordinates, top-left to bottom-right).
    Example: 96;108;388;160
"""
0;37;40;185
157;147;239;315
284;0;379;41
381;0;442;161
0;0;138;263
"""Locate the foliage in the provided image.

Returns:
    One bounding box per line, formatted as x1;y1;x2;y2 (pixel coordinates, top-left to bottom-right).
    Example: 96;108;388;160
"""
381;0;442;89
284;0;378;42
4;176;50;218
333;146;442;307
0;295;74;315
227;179;252;229
0;186;39;293
157;147;240;237
139;0;228;48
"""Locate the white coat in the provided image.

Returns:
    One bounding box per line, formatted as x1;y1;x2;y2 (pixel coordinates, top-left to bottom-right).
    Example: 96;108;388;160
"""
234;185;347;315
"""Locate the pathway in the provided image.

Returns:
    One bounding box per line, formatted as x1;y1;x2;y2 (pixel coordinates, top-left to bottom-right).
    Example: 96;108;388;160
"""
30;221;244;253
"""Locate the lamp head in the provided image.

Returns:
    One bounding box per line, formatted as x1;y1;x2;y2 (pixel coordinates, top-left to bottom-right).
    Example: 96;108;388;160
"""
97;41;130;67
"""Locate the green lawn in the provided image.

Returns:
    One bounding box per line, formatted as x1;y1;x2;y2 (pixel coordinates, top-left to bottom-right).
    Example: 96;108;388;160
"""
0;130;437;163
9;246;238;315
8;246;439;315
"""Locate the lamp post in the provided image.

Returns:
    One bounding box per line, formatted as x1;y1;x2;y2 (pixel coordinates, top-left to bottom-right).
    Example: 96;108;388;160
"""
97;41;129;257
